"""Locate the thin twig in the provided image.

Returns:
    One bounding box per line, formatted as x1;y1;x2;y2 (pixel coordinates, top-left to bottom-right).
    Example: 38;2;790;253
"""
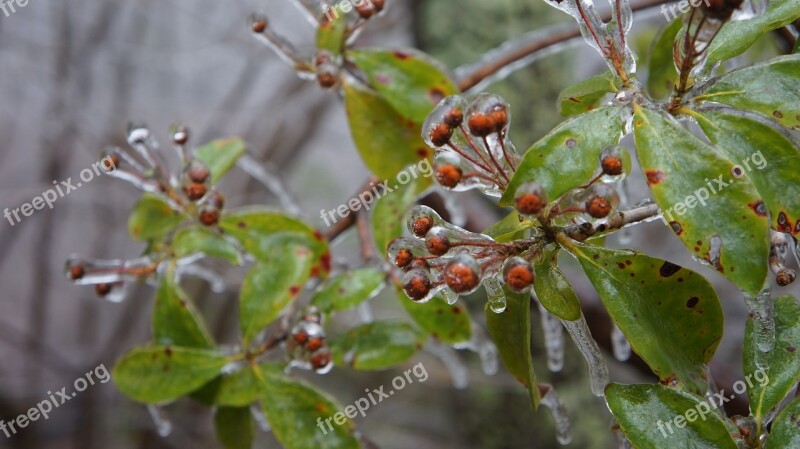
355;209;375;261
564;201;661;241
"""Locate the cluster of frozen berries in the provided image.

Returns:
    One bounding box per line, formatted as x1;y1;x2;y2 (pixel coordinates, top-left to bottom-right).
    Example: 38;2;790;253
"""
422;94;521;197
390;206;540;313
249;0;387;90
286;307;333;374
65;124;228;299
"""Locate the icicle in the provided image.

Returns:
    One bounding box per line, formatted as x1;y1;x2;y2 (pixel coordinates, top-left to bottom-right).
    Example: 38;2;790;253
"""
743;284;775;368
610;323;631;362
561;315;609;396
250;403;271;433
236;154;302;216
425;340;469;389
455;324;499;375
146;405;172;437
484;276;507;314
287;0;321;26
441;288;459;306
540;384;573;445
356;301;374;323
175;264;226;293
536;299;565;372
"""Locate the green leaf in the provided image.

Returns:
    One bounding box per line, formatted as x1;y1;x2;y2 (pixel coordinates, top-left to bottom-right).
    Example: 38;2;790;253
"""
482;210;536;243
330;321;426;370
557;71;620;117
257;369;360;449
632;104;770;295
500;107;624;207
370;176;427;257
128;193;185;241
565;242;723;393
766;397;800;448
194;138;247;184
113;346;229;404
744;295;800;422
647;18;682;100
153;270;214;348
399;290;472;345
606;383;738;449
349;49;458;123
316;9;348;55
486;287;540;409
697;108;800;235
533;248;581;321
192;362;283;407
240;244;314;344
220;209;329;275
698;55;800;131
173;226;242;265
215;406;254;449
343;79;433;180
707;0;800;64
311;268;386;315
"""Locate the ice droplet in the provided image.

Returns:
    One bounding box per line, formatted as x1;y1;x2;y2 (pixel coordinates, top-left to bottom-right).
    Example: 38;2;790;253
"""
146;405;172;437
250;403;271;433
484;276;507;313
743;284;775;366
426;340;469;389
540;384;573;445
611;323;632;362
562;315;609;396
441;288;459;305
536;299;565;372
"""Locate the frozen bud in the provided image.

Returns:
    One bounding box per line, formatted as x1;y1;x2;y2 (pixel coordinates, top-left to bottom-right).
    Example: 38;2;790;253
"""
425;227;451;256
407;258;430;271
355;2;376;18
170;124;189;145
184;160;210;184
515;182;548;216
95;283;113;297
310;348;333;374
388;238;426;269
67;260;86;280
402;268;433;301
406;205;443;238
599;145;631;181
126;123;151;146
184;182;207;201
467;93;511;135
293;330;309;345
395;248;414;268
430;123;453;147
467;113;496;137
443;108;463;128
586;196;612;218
444;255;482;295
306;336;324;351
314;50;339;89
203;191;225;210
777;268;796;287
503;257;534;293
436;164;463;189
198;205;220;226
490;105;509;132
372;0;385;11
249;13;268;33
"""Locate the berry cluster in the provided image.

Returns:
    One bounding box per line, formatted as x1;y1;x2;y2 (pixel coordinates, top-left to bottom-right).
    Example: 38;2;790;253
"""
422;94;521;197
391;206;540;313
513;144;630;227
286;307;333;374
64;255;157;302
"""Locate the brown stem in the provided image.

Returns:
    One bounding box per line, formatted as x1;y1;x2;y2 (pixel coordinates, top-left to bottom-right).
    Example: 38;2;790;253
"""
481;136;510;185
563;201;660;241
456;0;668;91
355;209;375;261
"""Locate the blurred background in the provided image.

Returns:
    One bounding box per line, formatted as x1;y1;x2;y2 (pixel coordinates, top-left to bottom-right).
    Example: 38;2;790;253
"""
0;0;796;448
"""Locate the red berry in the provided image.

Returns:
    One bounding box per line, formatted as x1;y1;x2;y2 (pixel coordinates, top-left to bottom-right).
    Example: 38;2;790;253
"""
306;337;324;351
430;123;453;147
184;182;207;201
436;164;462;188
317;71;338;89
407;258;430;271
444;261;479;293
205;191;225;210
187;165;210;184
355;3;376;18
199;207;220;226
70;264;85;280
403;271;432;301
394;248;413;268
777;268;796;287
95;283;112;296
102;155;120;171
515;192;545;215
504;262;534;292
490;106;508;131
251;18;267;33
372;0;385;11
310;350;332;371
411;216;434;238
601;156;624;176
294;330;309;345
443;108;463;128
425;233;450;256
468;113;496;137
586;196;612;219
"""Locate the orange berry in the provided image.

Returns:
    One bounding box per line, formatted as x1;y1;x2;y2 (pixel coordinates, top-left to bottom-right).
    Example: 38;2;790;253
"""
411;216;434;238
425;233;450;256
307;337;324;351
515;192;545;215
586;196;612;219
430;123;453;147
199;207;220;226
184;182;207;201
70;264;85;280
403;270;432;301
394;248;413;268
436;164;462;188
504;262;534;292
467;113;496;137
95;283;112;296
444;261;479;293
601;156;623;176
443;108;463;128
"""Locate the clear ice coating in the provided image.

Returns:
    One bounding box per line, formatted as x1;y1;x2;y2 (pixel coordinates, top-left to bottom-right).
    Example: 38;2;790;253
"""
561;315;609;396
64;255;154;286
537;299;565;372
146;405;173;437
610;323;632;362
540;384;574;445
237;154;303;216
743;284;775;366
484;276;507;313
250;403;272;433
175;264;226;293
456;324;500;375
426;340;469;389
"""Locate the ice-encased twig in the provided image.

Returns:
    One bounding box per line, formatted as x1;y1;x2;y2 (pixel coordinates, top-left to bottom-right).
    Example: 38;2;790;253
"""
540;384;573;445
237;154;303;216
610;322;631;362
536;300;565;372
425;340;469;389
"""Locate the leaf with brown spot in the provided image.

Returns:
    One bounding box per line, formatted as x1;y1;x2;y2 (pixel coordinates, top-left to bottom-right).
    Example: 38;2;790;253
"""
633;105;770;296
153;266;214;348
564;242;724;394
557;71;620;116
329;321;426;370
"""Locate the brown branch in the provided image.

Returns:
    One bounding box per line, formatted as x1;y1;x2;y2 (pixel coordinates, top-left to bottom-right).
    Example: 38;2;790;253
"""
564;201;661;241
355;209;376;261
457;0;669;91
